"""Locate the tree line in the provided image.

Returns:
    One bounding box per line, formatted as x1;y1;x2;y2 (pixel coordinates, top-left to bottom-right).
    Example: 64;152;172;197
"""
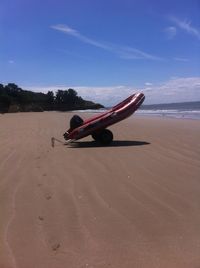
0;83;103;113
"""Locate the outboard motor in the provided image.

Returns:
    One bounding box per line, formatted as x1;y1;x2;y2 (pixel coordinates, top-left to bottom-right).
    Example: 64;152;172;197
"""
70;115;84;130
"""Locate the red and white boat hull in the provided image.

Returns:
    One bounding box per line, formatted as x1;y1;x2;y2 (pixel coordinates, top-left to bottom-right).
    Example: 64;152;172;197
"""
66;92;145;141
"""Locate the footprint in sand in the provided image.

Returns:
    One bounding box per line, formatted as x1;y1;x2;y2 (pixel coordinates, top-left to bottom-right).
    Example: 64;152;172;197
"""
52;243;60;251
45;194;52;200
42;173;47;177
38;216;44;221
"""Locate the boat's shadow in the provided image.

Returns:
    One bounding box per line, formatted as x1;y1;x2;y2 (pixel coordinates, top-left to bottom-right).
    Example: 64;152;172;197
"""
68;140;150;148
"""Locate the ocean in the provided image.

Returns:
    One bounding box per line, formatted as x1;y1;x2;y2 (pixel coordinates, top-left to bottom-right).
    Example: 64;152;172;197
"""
137;101;200;120
74;101;200;120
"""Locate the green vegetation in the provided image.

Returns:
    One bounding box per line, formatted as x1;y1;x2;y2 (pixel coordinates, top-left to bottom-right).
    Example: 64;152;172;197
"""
0;83;103;113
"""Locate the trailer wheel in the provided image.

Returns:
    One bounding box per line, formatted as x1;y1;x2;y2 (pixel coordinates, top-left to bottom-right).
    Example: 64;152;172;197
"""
99;129;113;145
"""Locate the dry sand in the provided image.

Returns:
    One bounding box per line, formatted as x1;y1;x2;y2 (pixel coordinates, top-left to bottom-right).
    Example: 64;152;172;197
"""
0;111;200;268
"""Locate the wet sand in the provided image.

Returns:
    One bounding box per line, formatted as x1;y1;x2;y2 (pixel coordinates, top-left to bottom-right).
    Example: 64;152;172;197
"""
0;111;200;268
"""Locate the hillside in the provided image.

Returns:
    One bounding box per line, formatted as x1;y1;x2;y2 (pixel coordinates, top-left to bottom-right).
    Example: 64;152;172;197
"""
0;83;104;113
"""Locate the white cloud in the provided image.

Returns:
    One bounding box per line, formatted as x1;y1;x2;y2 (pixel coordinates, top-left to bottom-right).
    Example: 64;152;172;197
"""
51;24;110;50
51;24;162;61
8;60;14;64
145;82;153;86
174;57;189;62
164;26;177;39
142;77;200;104
169;16;200;40
117;46;162;60
24;77;200;106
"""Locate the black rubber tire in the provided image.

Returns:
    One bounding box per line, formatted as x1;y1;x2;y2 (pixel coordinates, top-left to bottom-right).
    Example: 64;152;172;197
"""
98;129;113;145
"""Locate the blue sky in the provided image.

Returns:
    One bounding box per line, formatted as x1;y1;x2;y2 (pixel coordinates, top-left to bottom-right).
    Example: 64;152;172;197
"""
0;0;200;105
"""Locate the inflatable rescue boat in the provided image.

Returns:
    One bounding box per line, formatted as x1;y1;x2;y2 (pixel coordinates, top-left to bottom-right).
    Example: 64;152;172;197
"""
63;92;145;145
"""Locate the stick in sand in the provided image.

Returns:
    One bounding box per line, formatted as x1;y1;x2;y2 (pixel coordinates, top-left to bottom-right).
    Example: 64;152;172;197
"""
51;137;55;147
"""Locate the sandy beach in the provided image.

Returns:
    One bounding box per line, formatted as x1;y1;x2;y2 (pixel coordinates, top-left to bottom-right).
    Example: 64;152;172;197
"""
0;111;200;268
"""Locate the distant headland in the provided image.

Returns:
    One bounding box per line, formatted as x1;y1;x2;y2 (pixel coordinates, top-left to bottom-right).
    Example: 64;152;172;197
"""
0;83;104;113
